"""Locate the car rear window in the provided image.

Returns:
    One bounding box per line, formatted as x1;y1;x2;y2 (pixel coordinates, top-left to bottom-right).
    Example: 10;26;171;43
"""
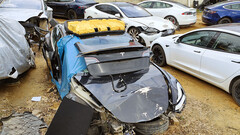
82;33;140;46
0;0;42;10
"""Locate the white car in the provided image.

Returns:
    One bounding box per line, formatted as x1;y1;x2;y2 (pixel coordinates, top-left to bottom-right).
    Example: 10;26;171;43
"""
84;2;176;46
150;23;240;106
138;0;196;27
0;0;52;31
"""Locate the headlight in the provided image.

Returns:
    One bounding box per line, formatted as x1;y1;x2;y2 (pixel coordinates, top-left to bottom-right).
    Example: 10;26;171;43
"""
175;82;186;112
161;29;175;37
176;82;183;102
141;26;160;34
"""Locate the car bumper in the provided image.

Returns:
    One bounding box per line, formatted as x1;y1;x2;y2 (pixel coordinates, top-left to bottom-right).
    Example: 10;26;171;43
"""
178;16;197;26
139;33;162;47
139;29;175;47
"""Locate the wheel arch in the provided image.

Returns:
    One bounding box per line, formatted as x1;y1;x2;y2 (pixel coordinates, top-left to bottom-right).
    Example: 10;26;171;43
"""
151;43;169;65
218;16;233;23
229;76;240;94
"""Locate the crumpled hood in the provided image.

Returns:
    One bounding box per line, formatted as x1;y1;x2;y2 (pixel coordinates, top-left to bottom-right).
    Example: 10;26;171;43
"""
76;64;169;123
0;8;45;22
129;16;175;30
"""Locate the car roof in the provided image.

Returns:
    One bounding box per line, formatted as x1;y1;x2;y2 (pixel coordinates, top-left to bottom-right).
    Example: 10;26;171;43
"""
207;1;240;8
205;23;240;33
111;2;135;7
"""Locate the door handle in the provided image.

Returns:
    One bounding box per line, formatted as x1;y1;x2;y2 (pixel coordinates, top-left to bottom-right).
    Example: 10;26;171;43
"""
194;50;201;53
231;60;240;64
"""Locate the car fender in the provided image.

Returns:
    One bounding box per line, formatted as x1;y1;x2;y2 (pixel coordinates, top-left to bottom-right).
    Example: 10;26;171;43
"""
150;35;179;64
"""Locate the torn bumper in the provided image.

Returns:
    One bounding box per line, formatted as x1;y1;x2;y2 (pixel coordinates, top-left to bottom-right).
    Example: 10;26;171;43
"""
139;33;162;47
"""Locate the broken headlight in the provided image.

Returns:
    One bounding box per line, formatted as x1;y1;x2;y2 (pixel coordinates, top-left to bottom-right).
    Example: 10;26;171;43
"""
141;26;160;34
161;29;175;37
175;82;186;112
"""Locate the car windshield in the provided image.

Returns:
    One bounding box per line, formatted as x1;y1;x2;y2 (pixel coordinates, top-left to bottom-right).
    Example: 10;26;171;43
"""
0;0;42;10
81;33;141;52
119;5;152;18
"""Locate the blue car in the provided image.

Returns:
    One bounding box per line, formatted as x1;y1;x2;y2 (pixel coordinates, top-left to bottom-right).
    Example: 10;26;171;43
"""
46;0;97;19
202;1;240;25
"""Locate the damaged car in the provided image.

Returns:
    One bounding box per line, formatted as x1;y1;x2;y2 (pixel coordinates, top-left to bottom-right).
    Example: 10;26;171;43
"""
0;0;52;43
0;16;35;80
43;19;186;135
84;2;176;46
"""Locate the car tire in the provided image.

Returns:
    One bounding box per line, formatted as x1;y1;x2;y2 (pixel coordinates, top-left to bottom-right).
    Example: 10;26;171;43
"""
231;78;240;106
67;9;78;20
87;16;92;19
218;17;232;24
152;45;167;67
165;16;179;28
134;115;169;135
128;27;140;42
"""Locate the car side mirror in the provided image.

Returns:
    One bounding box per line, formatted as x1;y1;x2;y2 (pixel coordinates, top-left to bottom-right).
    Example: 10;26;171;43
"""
115;13;121;18
174;37;180;44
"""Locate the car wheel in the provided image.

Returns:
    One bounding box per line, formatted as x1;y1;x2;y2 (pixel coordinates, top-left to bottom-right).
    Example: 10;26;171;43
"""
128;27;140;42
152;45;167;67
218;17;232;24
67;9;78;20
134;115;169;135
165;16;179;27
87;16;92;19
231;78;240;106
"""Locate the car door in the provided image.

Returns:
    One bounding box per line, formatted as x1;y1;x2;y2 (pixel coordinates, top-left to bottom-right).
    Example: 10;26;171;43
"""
148;2;172;18
229;3;240;23
170;31;217;76
200;32;240;83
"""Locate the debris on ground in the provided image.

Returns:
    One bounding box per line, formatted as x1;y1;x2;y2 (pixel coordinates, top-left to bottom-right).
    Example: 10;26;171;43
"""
0;112;47;135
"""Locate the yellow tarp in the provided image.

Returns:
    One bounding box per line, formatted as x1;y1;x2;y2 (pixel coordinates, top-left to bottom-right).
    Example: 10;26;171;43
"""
67;19;125;35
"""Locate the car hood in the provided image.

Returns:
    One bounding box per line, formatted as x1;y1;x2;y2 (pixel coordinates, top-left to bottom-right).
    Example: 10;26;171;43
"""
75;64;169;123
129;16;175;30
0;8;45;22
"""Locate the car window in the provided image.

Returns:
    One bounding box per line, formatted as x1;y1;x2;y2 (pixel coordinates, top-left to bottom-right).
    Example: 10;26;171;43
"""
213;33;240;54
225;4;240;10
108;5;121;16
152;2;172;8
180;31;217;47
82;33;139;46
0;0;42;10
119;5;152;18
139;2;152;8
96;5;121;16
95;5;109;13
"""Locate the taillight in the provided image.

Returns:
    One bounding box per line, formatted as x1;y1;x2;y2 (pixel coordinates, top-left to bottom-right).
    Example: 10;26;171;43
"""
84;57;99;65
182;12;193;15
78;6;87;9
208;10;216;14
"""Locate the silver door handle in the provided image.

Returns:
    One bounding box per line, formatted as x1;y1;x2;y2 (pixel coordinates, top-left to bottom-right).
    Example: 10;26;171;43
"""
194;50;201;53
231;60;240;64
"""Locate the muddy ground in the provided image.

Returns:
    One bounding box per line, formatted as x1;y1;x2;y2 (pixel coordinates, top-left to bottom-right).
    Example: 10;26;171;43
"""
0;13;240;135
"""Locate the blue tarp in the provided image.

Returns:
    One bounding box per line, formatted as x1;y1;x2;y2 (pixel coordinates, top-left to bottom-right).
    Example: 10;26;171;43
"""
53;35;87;99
